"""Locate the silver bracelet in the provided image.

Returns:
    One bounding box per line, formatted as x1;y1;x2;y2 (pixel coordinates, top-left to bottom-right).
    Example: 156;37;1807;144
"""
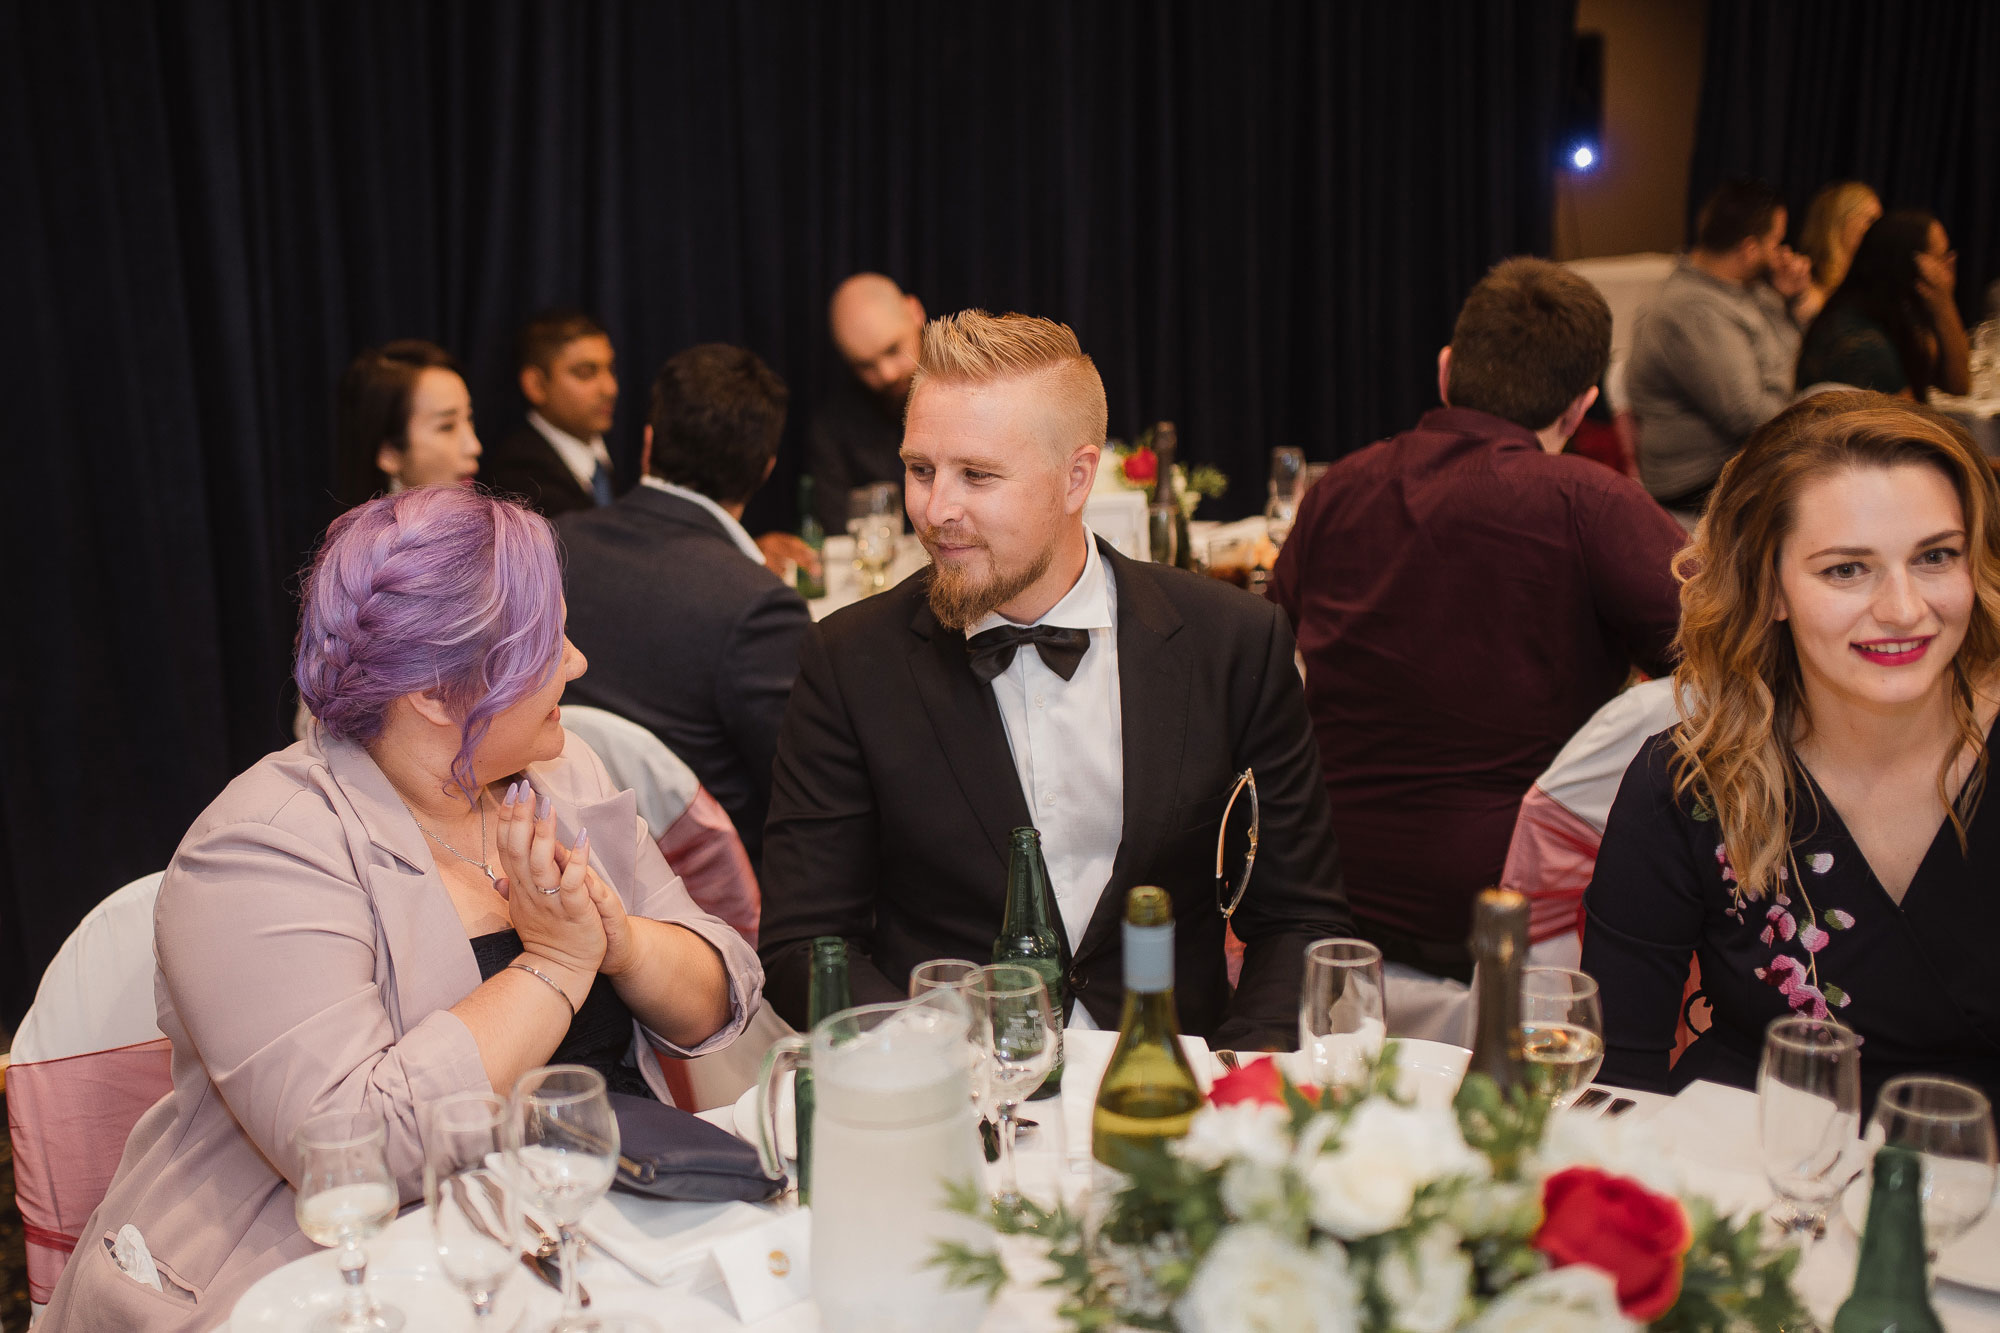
507;960;577;1016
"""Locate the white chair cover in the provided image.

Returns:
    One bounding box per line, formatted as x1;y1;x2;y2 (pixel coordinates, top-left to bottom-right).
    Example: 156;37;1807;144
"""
557;705;701;839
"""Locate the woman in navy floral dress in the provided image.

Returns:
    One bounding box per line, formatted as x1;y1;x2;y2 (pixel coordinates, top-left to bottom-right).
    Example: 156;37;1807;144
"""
1584;392;2000;1111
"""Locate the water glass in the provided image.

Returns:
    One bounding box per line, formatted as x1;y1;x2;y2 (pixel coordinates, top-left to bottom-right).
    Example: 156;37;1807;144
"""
1519;967;1605;1108
1867;1074;1997;1263
1757;1017;1862;1238
910;958;994;1113
294;1112;404;1332
1298;938;1386;1091
971;963;1058;1204
508;1065;621;1333
423;1093;514;1322
1266;446;1306;544
847;482;901;593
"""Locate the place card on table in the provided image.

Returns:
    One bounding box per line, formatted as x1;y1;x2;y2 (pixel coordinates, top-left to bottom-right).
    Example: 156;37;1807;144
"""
710;1208;812;1322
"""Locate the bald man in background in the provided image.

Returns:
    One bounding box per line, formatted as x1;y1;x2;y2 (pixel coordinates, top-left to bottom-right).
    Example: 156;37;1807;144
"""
806;273;926;529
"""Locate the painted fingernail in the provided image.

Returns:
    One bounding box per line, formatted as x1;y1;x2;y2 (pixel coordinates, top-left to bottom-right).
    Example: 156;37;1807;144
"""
575;829;590;855
536;794;551;820
503;781;519;807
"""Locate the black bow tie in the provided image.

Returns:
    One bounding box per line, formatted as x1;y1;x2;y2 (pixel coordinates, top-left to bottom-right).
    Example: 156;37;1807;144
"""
965;624;1091;684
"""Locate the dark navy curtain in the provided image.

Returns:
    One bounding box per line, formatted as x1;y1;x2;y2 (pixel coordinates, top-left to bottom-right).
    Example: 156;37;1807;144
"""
1690;0;2000;324
0;0;1574;1020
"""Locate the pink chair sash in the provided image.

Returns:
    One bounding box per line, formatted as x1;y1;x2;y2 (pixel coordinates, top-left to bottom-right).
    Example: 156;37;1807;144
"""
656;789;760;948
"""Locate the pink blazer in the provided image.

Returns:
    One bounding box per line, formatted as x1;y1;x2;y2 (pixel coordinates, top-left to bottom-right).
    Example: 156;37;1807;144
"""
38;728;764;1332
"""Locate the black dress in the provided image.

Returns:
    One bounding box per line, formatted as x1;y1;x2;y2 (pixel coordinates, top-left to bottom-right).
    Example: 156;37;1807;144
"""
1583;729;2000;1112
470;929;657;1099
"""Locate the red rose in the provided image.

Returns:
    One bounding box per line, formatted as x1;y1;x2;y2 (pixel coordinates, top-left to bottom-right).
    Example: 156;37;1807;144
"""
1533;1166;1692;1321
1121;447;1158;484
1207;1056;1318;1109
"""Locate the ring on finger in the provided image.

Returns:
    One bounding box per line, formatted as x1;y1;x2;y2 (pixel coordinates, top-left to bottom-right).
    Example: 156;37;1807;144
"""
538;885;562;896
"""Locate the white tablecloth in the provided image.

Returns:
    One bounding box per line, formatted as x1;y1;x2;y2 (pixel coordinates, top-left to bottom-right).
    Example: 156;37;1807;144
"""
227;1054;2000;1331
805;534;931;621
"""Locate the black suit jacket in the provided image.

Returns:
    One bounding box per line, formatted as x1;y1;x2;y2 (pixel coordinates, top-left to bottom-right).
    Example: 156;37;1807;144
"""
759;539;1351;1050
486;421;597;519
556;486;811;867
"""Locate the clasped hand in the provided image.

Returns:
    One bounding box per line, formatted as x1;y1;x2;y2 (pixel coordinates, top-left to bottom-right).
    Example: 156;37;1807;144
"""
492;782;640;981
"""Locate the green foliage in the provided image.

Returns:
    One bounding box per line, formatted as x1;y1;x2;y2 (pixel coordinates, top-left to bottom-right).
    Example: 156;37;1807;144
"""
1653;1199;1810;1332
1452;1072;1551;1180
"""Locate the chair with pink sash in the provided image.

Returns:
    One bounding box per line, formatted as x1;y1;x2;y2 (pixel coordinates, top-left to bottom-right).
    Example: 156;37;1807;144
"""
7;871;174;1319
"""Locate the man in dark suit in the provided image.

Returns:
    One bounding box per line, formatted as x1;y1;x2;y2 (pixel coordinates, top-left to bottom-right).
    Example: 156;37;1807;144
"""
486;310;620;519
558;345;811;869
805;273;925;531
761;311;1350;1051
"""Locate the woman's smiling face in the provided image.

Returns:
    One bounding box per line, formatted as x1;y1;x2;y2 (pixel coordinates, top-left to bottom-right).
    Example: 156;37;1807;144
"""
1776;462;1973;718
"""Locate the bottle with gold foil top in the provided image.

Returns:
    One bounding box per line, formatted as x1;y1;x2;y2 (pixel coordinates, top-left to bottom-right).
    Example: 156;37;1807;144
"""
1092;887;1206;1175
1464;888;1530;1096
794;936;850;1203
1833;1145;1945;1333
992;826;1071;1099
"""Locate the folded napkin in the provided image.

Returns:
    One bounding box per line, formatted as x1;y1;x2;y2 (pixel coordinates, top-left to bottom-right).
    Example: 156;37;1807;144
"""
581;1194;773;1285
610;1091;785;1203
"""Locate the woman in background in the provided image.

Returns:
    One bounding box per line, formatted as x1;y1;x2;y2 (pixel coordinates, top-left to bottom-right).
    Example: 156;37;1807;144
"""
1796;210;1972;400
1798;180;1881;316
39;488;760;1331
334;339;482;506
1583;393;2000;1112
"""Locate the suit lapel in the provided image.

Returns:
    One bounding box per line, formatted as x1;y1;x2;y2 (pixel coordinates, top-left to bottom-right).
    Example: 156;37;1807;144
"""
906;596;1033;868
1075;545;1190;964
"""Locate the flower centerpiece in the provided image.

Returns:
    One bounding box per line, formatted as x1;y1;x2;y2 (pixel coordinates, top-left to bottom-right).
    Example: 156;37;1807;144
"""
935;1057;1806;1332
1109;425;1230;522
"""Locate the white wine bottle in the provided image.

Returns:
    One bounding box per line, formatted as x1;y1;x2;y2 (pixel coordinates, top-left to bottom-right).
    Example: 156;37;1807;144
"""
1464;887;1530;1095
1091;886;1206;1176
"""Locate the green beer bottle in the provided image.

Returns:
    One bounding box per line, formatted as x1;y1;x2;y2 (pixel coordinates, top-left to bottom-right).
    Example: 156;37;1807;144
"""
794;936;850;1203
1833;1144;1945;1333
1092;886;1206;1176
991;826;1072;1099
1463;887;1531;1098
795;477;827;600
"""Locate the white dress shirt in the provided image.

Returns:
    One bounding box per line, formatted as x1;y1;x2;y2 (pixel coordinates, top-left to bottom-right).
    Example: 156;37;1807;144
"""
970;531;1123;1027
638;475;766;565
527;410;614;496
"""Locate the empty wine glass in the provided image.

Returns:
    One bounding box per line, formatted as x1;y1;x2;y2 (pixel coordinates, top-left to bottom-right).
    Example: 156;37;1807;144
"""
971;963;1058;1204
294;1111;404;1332
847;482;901;593
1757;1016;1862;1239
508;1065;621;1333
910;958;994;1114
1298;938;1386;1092
1265;446;1306;545
1867;1074;1998;1266
423;1093;514;1322
1519;968;1605;1109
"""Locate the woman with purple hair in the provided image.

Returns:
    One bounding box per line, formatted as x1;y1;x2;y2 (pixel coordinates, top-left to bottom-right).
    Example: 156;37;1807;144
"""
39;487;763;1332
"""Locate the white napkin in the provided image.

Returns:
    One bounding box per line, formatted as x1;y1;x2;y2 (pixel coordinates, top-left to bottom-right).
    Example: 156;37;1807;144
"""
111;1224;163;1292
581;1195;771;1285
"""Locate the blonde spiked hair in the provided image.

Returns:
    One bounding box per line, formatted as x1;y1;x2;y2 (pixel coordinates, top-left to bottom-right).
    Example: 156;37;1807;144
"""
911;310;1108;465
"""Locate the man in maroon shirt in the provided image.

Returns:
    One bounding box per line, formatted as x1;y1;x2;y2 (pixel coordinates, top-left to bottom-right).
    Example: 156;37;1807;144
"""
1269;257;1685;982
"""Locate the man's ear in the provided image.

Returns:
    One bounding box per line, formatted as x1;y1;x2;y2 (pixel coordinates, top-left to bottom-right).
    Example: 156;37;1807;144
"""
640;424;653;476
906;294;926;327
520;364;549;408
1436;346;1452;406
761;455;778;485
375;441;403;481
1554;385;1600;440
1065;442;1101;514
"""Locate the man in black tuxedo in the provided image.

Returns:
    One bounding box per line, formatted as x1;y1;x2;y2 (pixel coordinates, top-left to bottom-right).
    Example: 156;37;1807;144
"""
486;310;620;519
558;344;811;869
760;311;1349;1050
805;273;925;531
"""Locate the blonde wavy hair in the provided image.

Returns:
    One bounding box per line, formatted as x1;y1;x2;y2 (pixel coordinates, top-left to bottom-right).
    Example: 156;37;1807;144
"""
1672;391;2000;900
1798;181;1880;291
910;309;1108;466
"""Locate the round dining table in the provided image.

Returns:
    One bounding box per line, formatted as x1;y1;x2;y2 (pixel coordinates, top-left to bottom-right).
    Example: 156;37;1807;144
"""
224;1032;2000;1332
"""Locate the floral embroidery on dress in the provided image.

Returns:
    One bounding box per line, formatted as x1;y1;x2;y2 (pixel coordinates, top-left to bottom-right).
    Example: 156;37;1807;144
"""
1723;842;1854;1020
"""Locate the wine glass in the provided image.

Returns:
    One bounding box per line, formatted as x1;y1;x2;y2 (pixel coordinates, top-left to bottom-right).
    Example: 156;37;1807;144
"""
1298;938;1386;1092
910;958;995;1113
847;482;901;593
1757;1016;1862;1239
1519;967;1605;1109
507;1065;621;1333
423;1093;515;1322
294;1111;404;1332
1265;446;1306;545
1867;1074;1997;1265
971;963;1058;1204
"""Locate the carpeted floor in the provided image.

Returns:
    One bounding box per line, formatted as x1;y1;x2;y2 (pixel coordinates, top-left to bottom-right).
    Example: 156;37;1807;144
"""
1;1089;28;1331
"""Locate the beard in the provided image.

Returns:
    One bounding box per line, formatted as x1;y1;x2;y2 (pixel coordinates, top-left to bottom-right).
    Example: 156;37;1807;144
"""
924;529;1055;631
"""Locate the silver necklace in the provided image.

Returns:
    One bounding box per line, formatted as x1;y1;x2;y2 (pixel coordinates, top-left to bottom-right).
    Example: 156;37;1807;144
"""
417;793;499;887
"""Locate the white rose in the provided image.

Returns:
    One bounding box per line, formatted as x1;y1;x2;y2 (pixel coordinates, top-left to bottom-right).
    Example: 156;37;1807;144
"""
1176;1225;1359;1333
1445;1178;1539;1240
1468;1266;1640;1333
1372;1224;1471;1333
1219;1160;1290;1221
1536;1108;1679;1195
1179;1102;1294;1171
1304;1100;1486;1240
